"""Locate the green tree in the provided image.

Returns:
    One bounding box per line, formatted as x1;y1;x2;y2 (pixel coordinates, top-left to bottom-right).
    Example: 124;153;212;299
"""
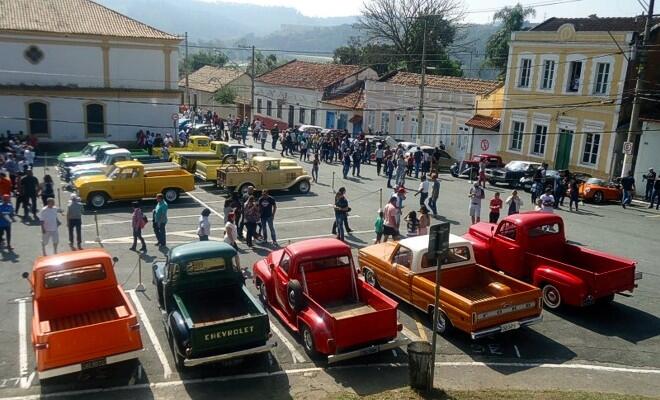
179;50;229;77
214;86;237;104
248;51;281;76
485;3;536;80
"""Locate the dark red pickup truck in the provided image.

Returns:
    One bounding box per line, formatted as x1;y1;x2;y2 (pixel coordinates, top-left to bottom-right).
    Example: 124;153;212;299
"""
463;213;642;309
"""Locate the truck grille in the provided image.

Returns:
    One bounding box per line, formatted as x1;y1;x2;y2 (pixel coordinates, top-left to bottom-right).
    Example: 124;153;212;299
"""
474;301;536;322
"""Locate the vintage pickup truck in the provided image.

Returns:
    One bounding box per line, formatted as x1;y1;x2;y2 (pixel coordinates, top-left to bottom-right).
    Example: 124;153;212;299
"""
64;148;161;182
217;156;312;195
73;160;194;208
57;141;109;162
359;234;543;339
450;154;504;179
153;241;274;368
196;147;266;182
58;144;119;177
174;141;246;172
153;135;211;159
23;249;143;379
464;213;642;308
254;238;404;362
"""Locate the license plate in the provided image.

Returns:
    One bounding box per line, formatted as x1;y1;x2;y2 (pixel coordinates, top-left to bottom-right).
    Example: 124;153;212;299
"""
635;271;643;280
500;321;520;332
81;357;106;370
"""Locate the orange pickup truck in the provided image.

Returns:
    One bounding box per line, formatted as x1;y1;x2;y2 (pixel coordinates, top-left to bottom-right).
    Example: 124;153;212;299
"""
359;234;543;339
22;249;143;379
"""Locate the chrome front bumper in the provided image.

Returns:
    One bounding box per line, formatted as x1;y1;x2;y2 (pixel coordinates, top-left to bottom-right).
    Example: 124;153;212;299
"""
183;340;277;367
327;338;408;364
471;315;543;340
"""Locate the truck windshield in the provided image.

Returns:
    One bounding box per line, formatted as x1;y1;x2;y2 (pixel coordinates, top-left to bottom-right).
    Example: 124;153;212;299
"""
186;257;232;274
81;145;94;155
106;166;118;178
505;161;528;171
528;223;561;237
299;256;351;272
44;264;107;289
421;246;471;269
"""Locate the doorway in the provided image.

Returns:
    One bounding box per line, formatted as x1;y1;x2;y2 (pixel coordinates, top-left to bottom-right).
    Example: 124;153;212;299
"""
555;128;574;169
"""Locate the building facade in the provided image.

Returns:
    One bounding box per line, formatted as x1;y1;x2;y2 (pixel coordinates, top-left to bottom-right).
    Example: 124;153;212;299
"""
178;65;251;119
0;0;181;143
254;60;378;132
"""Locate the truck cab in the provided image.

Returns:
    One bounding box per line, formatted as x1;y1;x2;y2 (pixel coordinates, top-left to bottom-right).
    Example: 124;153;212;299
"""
464;213;642;308
156;135;211;159
152;241;274;368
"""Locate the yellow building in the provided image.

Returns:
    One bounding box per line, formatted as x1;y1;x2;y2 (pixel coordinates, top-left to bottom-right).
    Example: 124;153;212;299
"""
498;17;650;179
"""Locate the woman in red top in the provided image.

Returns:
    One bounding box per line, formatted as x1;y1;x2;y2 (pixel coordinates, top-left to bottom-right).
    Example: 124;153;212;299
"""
489;192;503;224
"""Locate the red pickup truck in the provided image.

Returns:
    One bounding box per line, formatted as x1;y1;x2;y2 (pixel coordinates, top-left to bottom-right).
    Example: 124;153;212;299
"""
253;238;405;363
463;213;642;309
22;249;143;379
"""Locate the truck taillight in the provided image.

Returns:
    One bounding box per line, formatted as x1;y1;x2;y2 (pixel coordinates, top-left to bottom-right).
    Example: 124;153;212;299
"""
130;323;141;331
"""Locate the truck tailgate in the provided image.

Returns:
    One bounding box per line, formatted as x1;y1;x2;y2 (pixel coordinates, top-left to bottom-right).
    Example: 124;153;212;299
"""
593;267;636;297
189;314;269;356
330;304;398;350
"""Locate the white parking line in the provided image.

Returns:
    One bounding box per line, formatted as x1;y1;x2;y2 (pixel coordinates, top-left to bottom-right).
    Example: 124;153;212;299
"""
268;323;306;364
186;191;224;219
17;299;30;389
127;290;172;379
82;214;201;228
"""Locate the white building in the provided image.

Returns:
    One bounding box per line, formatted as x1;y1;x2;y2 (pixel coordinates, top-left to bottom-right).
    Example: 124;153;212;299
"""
364;71;503;161
254;60;378;133
0;0;182;143
636;118;660;196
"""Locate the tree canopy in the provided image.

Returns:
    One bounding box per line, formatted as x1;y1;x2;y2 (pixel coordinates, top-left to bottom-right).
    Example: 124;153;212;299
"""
180;50;229;77
249;51;281;77
485;3;536;80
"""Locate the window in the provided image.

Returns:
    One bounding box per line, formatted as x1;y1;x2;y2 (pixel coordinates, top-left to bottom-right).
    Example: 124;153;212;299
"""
540;60;555;90
582;132;600;165
193;93;198;109
266;100;272;116
392;246;412;269
288;105;294;127
518;58;532;88
277;103;282;119
567;61;582;92
186;257;227;274
299;256;351;272
279;253;291;274
44;264;106;289
257;98;263;114
367;111;376;131
380;112;390;133
439;122;451;146
310;109;317;125
421;247;471;269
510;121;524;151
337;113;348;130
410;116;418;139
528;223;561;237
593;62;610;94
423;119;434;145
299;108;306;124
497;222;517;240
27;101;48;136
531;124;548;155
85;103;105;136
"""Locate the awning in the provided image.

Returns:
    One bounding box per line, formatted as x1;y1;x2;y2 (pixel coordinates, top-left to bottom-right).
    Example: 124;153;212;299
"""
465;114;501;131
349;115;362;124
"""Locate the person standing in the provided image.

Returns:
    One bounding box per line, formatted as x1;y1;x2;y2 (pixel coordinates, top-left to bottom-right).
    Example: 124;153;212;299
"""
243;195;260;247
374;209;384;244
428;173;440;217
311;154;319;183
260;128;268;150
382;196;400;242
0;172;11;197
643;168;656;201
258;190;278;246
20;169;39;219
271;124;279;150
413;147;423;178
38;198;60;256
385;155;395;188
414;175;429;207
197;208;211;241
539;188;555;213
0;194;14;251
568;180;580;212
468;182;484;224
375;144;384;176
240;122;248;145
342;150;351;179
39;174;55;206
648;177;660;210
223;213;241;268
418;206;430;236
66;194;83;250
488;192;503;223
130;202;147;252
621;171;636;209
351;147;361;177
334;187;349;241
395;154;406;187
153;193;169;248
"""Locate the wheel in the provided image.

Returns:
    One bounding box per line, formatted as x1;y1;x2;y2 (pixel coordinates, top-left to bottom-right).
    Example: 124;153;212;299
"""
296;180;311;194
88;192;107;208
238;183;254;197
258;281;268;306
593;190;604;203
287;280;304;312
363;268;379;289
430;307;453;336
163;188;179;203
300;324;320;358
596;293;615;305
168;329;185;369
542;284;562;309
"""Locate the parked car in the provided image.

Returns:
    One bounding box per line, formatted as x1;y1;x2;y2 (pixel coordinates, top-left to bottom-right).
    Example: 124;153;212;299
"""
487;160;542;187
73;160;194;208
190;124;219;136
253;238;404;362
23;249;143;379
432;148;457;173
153;241;274;368
450;154;504;179
57;144;119;176
359;235;542;338
173;141;246;172
464;213;642;309
217;156;312;195
579;177;623;203
64;148;161;182
153;135;211;159
57;141;109;162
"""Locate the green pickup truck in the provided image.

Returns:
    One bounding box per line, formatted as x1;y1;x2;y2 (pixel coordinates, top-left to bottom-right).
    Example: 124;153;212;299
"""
152;241;274;368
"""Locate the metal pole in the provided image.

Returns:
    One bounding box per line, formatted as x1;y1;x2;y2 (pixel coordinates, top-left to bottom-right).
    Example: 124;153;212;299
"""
44;152;48;171
136;255;145;292
428;256;442;391
251;45;256;121
94;211;101;243
379;188;383;210
417;17;427;144
56;188;61;208
332;171;335;193
185;32;190;108
621;0;654;177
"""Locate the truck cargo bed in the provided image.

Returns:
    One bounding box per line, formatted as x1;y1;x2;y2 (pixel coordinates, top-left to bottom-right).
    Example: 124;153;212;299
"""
47;306;127;332
177;288;257;326
325;302;376;320
454;287;496;302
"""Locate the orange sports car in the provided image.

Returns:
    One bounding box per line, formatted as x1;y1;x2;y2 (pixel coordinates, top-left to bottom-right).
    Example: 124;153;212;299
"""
579;177;622;203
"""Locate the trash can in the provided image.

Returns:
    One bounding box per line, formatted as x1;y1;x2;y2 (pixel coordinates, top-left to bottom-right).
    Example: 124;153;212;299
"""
407;341;432;390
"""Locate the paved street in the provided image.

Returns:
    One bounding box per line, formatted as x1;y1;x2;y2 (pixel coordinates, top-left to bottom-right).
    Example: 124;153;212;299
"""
0;143;659;399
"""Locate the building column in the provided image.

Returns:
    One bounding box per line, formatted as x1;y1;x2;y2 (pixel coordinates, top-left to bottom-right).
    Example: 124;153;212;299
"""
101;43;110;88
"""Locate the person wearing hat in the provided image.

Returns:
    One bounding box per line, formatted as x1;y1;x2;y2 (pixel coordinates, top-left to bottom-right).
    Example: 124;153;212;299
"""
66;193;84;250
643;168;656;202
130;201;147;252
0;194;15;251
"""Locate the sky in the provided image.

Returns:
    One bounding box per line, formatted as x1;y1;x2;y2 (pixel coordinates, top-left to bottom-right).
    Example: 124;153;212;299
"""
205;0;643;23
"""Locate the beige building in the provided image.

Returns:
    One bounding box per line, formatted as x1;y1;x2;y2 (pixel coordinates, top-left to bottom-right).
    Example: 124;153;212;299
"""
179;65;251;118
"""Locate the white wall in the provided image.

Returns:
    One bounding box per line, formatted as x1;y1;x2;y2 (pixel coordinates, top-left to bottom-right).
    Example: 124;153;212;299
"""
109;47;165;90
635;121;660;196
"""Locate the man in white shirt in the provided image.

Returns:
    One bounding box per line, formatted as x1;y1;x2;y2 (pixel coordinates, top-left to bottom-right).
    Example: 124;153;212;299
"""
539;188;555;213
415;175;430;207
468;182;484;224
38;198;60;256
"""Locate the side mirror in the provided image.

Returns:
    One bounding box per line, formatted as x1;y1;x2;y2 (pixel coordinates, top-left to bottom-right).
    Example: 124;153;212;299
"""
112;256;119;265
269;263;275;271
21;272;29;279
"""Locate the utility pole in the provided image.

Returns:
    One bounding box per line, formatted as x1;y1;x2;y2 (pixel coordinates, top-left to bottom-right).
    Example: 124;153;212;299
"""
184;32;189;108
250;45;256;121
417;17;427;144
621;0;654;177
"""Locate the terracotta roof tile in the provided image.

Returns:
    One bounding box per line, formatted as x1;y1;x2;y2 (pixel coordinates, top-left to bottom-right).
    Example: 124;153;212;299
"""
178;66;245;93
0;0;179;40
256;60;363;90
465;115;501;131
531;17;653;32
322;85;365;110
382;71;501;95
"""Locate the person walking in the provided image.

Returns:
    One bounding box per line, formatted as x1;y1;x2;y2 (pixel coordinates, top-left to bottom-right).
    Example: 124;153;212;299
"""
478;160;487;188
621;171;636;209
38;198;60;256
385;155;395;188
488;192;503;223
351;147;361;177
0;194;15;251
395;154;406;187
505;190;523;215
648;177;660;210
153;193;169;248
414;175;429;208
239;122;248;145
311;154;319;183
243;195;260;247
66;194;83;250
334;187;349;241
643;168;656;201
375;144;384;176
342;150;351;179
258;190;277;246
271;124;279;150
130;201;147;252
468;182;484;224
20;169;39;219
223;212;240;268
428;173;440;216
382;196;400;242
418;206;430;236
374;209;384;244
197;208;211;241
260;128;268;150
413;147;423;178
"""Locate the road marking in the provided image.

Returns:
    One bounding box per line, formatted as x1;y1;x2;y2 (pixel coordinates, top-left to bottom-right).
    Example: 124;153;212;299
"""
5;361;660;399
185;191;224;219
400;326;422;342
414;316;428;341
17;299;30;389
514;345;521;358
647;214;660;218
268;322;305;364
127;290;172;379
82;214;201;228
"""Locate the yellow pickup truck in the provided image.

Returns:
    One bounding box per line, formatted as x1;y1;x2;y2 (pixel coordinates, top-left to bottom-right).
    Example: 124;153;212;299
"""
174;141;246;172
73;161;195;208
217;156;312;196
154;135;211;159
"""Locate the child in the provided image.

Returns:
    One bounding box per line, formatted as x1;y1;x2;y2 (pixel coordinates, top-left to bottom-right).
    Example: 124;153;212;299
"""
489;192;503;223
197;208;211;241
374;209;384;243
405;210;419;236
418;206;429;236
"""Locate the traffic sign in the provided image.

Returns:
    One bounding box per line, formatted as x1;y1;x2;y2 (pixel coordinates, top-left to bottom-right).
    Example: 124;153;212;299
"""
428;222;450;263
623;141;633;155
480;139;489;151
